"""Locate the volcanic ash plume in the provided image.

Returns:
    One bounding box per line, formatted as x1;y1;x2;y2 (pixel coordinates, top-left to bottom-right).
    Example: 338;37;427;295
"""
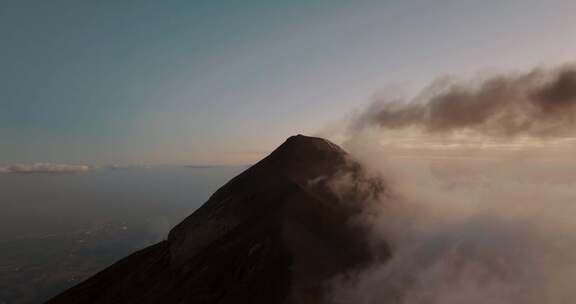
352;65;576;138
325;64;576;304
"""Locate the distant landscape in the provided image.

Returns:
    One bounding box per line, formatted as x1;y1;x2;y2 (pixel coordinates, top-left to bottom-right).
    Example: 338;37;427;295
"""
0;166;244;304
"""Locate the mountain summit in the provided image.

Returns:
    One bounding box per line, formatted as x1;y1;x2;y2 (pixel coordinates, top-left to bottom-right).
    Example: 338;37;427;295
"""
47;135;388;304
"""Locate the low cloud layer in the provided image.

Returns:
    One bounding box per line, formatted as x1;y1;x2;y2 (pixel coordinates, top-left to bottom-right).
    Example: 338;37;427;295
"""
326;152;576;304
353;65;576;138
0;163;92;174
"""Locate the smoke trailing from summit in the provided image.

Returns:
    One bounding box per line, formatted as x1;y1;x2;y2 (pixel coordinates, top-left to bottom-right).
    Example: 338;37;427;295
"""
352;65;576;138
325;64;576;304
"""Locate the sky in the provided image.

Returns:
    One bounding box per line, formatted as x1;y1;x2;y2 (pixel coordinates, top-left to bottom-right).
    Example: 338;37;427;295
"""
1;0;575;165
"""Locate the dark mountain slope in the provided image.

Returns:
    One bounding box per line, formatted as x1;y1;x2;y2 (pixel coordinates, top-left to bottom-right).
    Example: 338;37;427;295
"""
47;135;388;304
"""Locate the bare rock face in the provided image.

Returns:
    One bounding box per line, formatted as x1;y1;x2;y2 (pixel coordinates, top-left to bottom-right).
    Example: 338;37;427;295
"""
47;135;389;304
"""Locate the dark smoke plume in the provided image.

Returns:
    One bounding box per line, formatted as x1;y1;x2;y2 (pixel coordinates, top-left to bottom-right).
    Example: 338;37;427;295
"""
353;65;576;137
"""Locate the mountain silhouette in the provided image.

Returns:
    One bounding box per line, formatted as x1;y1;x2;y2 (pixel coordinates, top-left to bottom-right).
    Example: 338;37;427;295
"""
47;135;389;304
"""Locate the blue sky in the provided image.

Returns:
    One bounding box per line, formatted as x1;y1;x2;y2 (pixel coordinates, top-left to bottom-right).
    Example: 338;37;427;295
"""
1;0;575;165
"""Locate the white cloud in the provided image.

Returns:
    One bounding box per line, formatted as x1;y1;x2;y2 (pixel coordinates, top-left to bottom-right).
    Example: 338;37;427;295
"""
324;129;576;304
0;163;92;174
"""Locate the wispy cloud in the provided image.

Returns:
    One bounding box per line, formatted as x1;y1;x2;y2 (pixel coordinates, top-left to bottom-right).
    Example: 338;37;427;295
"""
0;163;92;174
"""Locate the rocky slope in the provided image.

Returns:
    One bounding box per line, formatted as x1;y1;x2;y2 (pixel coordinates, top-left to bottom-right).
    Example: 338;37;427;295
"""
47;135;388;304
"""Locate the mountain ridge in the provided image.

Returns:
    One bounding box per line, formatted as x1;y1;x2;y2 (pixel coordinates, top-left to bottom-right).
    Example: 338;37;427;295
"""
47;135;388;304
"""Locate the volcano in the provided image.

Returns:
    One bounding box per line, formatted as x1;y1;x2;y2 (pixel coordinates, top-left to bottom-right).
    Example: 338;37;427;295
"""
47;135;389;304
